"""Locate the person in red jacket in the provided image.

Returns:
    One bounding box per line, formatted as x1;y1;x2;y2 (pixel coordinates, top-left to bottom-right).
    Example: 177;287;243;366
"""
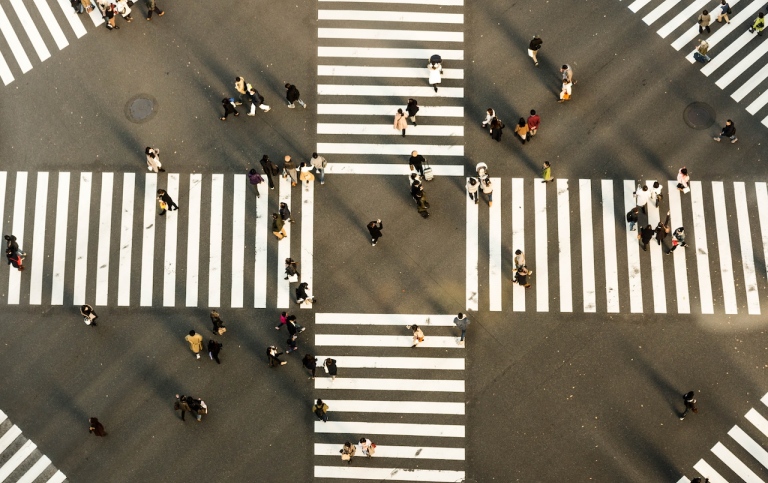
527;109;540;137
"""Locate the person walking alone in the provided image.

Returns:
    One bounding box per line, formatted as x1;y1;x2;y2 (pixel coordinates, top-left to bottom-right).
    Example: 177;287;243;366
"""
467;177;479;204
541;161;554;183
144;0;163;20
698;10;711;33
313;399;329;422
528;36;542;66
81;304;98;327
749;12;765;36
680;391;698;420
285;83;306;108
428;60;441;92
359;438;376;458
527;110;540;137
561;64;574;83
247;168;263;198
716;0;730;23
89;417;107;436
634;183;651;214
650;181;663;207
303;354;318;379
667;226;688;254
408;324;425;347
296;282;317;305
368;219;383;246
626;207;639;231
284;258;300;282
713;119;737;143
406;98;419;126
490;117;504;142
340;442;356;464
210;310;226;335
156;189;178;216
323;357;338;380
6;249;24;271
260;154;278;191
185;330;203;360
454;312;470;345
677;167;690;193
310;152;327;185
559;79;573;102
267;346;287;366
394;108;408;137
279;202;294;224
409;151;426;178
208;339;222;364
283;155;298;186
146;147;165;173
694;39;711;63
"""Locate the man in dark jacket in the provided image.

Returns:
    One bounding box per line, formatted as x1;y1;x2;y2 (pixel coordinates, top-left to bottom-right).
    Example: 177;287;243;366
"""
285;83;306;108
626;207;639;231
367;220;383;246
272;213;286;240
157;189;178;216
260;155;277;190
713;119;737;143
639;224;654;251
220;98;239;121
409;150;425;177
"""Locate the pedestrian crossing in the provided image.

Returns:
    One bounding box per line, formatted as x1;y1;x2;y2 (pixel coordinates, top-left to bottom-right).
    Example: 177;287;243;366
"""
312;313;465;482
0;409;67;483
625;0;768;128
679;391;768;482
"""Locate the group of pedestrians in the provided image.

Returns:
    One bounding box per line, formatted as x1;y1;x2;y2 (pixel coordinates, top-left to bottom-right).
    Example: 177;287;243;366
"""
468;162;494;207
221;77;306;120
627;173;690;254
72;0;164;29
339;438;376;464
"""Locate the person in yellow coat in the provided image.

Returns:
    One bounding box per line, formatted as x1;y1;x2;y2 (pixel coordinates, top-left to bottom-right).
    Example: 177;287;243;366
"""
185;330;203;360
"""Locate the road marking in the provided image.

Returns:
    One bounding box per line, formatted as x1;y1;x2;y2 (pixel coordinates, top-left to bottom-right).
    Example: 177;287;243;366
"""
320;400;465;415
29;172;48;305
624;181;642;313
466;183;478;311
628;0;652;13
746;408;768;439
656;0;709;38
318;104;464;116
318;84;464;98
689;181;714;313
162;174;179;307
318;144;464;157
711;441;762;482
254;184;268;308
512;178;525;311
208;174;223;307
533;178;549;311
317;123;463;136
87;2;104;26
51;172;69;305
717;39;768;88
763;391;768;407
756;183;768;289
325;163;464;175
231;174;245;308
277;176;291;308
556;179;569;312
601;179;629;313
318;28;463;42
692;459;727;483
642;0;683;26
316;313;458;325
117;173;134;306
711;182;737;314
186;174;201;307
685;0;760;63
299;175;313;309
580;179;596;312
10;0;51;61
747;87;768;115
319;65;464;79
316;334;466;348
314;356;465;370
16;455;51;483
318;10;463;23
733;62;768;101
314;466;465;481
667;182;690;314
55;0;87;38
95;173;113;306
315;377;464;392
8;172;27;304
314;443;465;460
645;181;666;314
314;421;465;438
733;182;760;314
0;425;22;454
47;470;66;483
320;0;463;4
319;46;463;60
33;0;68;50
139;173;157;306
729;425;768;469
701;31;754;76
72;172;92;305
0;5;32;73
0;439;36;481
0;50;13;85
489;177;501;311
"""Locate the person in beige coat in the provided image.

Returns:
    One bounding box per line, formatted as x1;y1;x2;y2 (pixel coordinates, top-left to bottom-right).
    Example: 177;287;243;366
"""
185;330;204;360
340;442;356;464
394;108;408;137
408;324;425;347
146;147;165;173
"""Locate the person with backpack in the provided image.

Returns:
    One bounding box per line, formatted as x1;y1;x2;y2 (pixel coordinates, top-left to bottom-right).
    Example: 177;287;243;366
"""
260;154;278;190
220;98;239;121
716;0;731;23
406;98;419;126
323;358;338;380
313;399;329;422
247;168;263;198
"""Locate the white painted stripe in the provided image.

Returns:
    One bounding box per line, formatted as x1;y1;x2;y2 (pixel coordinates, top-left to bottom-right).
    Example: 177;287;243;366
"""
314;466;464;482
51;172;69;305
319;65;464;80
29;172;48;305
117;173;135;306
712;441;763;482
10;0;50;61
729;424;768;469
320;400;465;415
601;181;618;312
319;144;464;157
672;0;743;49
732;62;768;102
667;182;690;314
642;0;683;25
95;173;113;306
319;84;464;98
186;174;201;307
16;455;51;483
46;470;67;483
316;334;465;348
466;183;478;311
315;377;464;392
579;179;596;312
746;408;768;439
556;179;570;312
162;174;179;307
72;172;92;306
693;459;727;483
763;391;768;406
676;478;690;483
701;32;754;76
319;0;463;5
489;177;502;311
532;178;548;311
325;163;464;176
33;0;68;50
314;421;464;438
315;355;464;370
319;47;463;60
711;182;738;314
645;181;666;314
512;178;525;312
254;184;268;308
0;5;32;72
0;439;36;481
0;425;21;453
139;173;157;307
0;174;5;278
717;40;768;88
55;0;86;38
624;181;642;313
747;87;768;115
686;0;762;62
733;183;760;314
0;410;6;423
230;174;245;308
314;443;465;460
316;313;458;326
656;0;709;38
318;28;463;42
276;176;291;308
318;123;463;136
318;10;463;23
208;174;223;307
8;172;27;305
628;0;652;13
756;184;768;290
87;1;104;26
318;104;464;117
0;50;13;85
302;177;316;301
690;181;714;314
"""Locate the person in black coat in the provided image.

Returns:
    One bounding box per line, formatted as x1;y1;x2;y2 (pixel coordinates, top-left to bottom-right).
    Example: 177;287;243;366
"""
368;219;383;246
220;98;239;121
296;283;316;305
260;154;277;190
207;339;222;364
303;354;318;379
406;98;419;126
408;151;425;177
323;358;338;380
490;118;504;142
156;189;178;216
639;225;655;251
285;83;306;108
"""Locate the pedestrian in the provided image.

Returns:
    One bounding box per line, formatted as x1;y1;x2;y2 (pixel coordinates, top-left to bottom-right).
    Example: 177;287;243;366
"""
323;357;338;380
482;108;496;129
310;152;327;185
626;207;639;231
359;438;376;458
145;147;165;173
406;98;419;126
527;110;540;137
561;64;574;83
340;442;356;464
6;249;24;271
409;150;426;177
558;79;573;102
515;266;532;288
105;3;119;30
296;282;317;305
528;36;543;66
174;394;195;421
634;184;651;214
749;12;765;35
454;312;470;344
427;59;442;92
716;0;730;23
272;213;287;240
299;162;315;185
210;310;226;335
513;249;527;272
156;189;178;216
680;391;698;419
286;314;306;337
208;339;222;364
541;161;554;183
694;39;711;63
409;172;422;189
313;399;329;422
490;117;504;142
267;346;287;366
89;417;107;436
677;167;690;193
639;224;655;252
655;212;670;248
284;258;300;282
283;155;298;186
303;354;318;379
414;184;430;218
408;324;425;347
81;304;98;327
144;0;163;20
466;177;479;204
713;119;737;143
275;311;288;330
481;177;494;207
186;396;207;422
649;181;663;206
691;478;710;483
234;77;247;105
260;154;278;190
247;168;263;198
394;108;408;137
286;335;298;353
220;97;238;121
667;226;688;255
698;10;711;33
368;219;383;246
247;85;271;114
476;161;489;180
4;234;22;256
279;202;294;224
185;330;203;359
514;118;529;144
115;0;132;22
285;83;307;108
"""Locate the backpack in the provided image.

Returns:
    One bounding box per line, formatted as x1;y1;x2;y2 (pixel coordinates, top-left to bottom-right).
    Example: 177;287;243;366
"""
693;52;708;63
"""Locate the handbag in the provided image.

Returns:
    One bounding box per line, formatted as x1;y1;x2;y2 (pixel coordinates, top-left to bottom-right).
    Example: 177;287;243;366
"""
159;200;168;210
288;273;299;283
217;327;227;335
341;454;351;461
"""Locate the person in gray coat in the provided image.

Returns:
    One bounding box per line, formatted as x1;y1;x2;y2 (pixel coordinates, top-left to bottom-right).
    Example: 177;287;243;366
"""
453;313;470;344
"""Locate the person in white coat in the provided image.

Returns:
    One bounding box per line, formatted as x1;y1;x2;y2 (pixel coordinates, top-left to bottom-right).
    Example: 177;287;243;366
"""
482;108;496;129
634;184;651;214
146;147;165;172
428;61;442;92
649;181;663;207
559;79;572;102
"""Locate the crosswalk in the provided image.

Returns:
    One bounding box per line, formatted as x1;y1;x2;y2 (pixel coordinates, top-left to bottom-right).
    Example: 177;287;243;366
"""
0;409;66;483
312;313;466;482
679;391;768;482
625;0;768;128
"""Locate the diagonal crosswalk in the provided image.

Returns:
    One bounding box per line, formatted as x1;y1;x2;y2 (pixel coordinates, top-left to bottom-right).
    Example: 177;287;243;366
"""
0;409;67;483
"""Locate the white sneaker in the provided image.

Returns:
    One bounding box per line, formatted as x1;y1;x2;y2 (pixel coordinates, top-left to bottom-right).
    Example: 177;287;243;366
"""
196;354;201;360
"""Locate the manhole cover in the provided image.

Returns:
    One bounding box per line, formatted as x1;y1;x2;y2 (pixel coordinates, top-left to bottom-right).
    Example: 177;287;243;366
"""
683;102;715;130
125;94;158;123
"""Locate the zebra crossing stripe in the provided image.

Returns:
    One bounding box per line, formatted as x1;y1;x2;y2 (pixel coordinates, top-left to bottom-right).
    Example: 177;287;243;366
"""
656;0;709;38
8;172;27;305
0;425;22;453
318;65;464;79
29;172;48;305
314;421;465;437
701;31;754;76
0;50;13;85
642;0;683;26
321;400;465;414
317;123;463;136
645;181;666;314
162;174;179;307
95;173;113;306
314;443;465;459
317;144;464;156
623;181;642;313
0;439;36;482
579;180;597;312
51;172;69;305
230;174;246;308
47;470;66;483
690;181;714;314
318;84;464;98
318;104;464;116
72;172;92;306
55;0;87;39
325;163;464;176
316;334;464;348
670;0;743;50
17;455;52;483
318;28;464;42
316;313;458;325
728;425;768;469
745;408;768;438
711;441;762;482
717;39;768;88
318;10;464;23
87;2;104;26
667;182;690;314
208;174;223;307
733;62;768;102
755;183;768;285
319;0;463;5
512;178;525;311
140;173;157;307
314;377;465;392
33;0;68;50
733;182;760;314
314;466;465;482
746;87;768;115
10;0;51;62
534;178;549;311
628;0;652;13
314;356;465;370
277;176;291;308
301;180;315;309
117;173;135;306
0;5;32;73
466;186;478;311
254;187;268;308
186;174;202;307
711;182;738;314
556;179;570;312
489;177;502;311
319;46;463;60
763;391;768;406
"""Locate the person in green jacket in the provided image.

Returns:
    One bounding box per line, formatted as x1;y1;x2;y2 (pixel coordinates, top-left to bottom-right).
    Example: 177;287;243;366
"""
272;213;286;240
750;12;765;35
541;161;554;183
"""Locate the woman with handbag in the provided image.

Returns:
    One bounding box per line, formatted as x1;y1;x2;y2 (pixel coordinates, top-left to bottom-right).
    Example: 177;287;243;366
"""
359;438;376;458
81;304;98;327
340;442;356;463
408;324;425;347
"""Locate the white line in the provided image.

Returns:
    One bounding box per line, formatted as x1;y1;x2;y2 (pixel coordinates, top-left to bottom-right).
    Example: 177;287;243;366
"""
712;182;738;314
0;439;37;481
733;61;768;101
140;173;157;306
656;0;709;38
579;179;596;312
87;2;104;26
315;313;458;326
734;182;760;314
277;176;291;308
316;334;465;348
642;0;683;25
686;0;762;62
676;478;690;483
0;50;13;85
729;425;768;469
314;466;464;481
711;441;763;482
314;355;465;370
533;178;549;312
318;10;463;23
314;443;465;460
55;0;86;38
162;174;179;307
16;455;51;483
0;409;6;424
693;459;728;483
645;181;666;314
10;0;50;61
319;46;463;60
318;28;463;42
95;173;113;306
301;179;314;308
0;174;5;282
319;84;464;98
325;163;464;175
51;172;69;305
0;425;21;453
317;123;463;136
209;174;223;307
46;470;66;483
602;181;620;312
624;181;642;313
701;32;754;76
747;88;768;115
556;179;570;312
717;39;768;88
763;391;768;406
8;172;27;304
117;173;135;306
72;172;92;306
231;174;245;308
314;421;465;438
667;182;690;314
318;104;464;117
512;178;525;312
320;400;465;415
756;184;768;293
254;183;268;308
315;377;464;392
319;0;463;4
628;0;652;13
466;183;478;311
746;408;768;439
319;65;464;80
489;177;501;311
186;174;201;307
0;5;32;73
319;144;464;157
29;172;48;305
690;181;714;314
33;0;68;50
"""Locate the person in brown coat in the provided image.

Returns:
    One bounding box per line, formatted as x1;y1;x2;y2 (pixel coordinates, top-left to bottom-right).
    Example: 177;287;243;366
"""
394;108;408;137
89;417;107;436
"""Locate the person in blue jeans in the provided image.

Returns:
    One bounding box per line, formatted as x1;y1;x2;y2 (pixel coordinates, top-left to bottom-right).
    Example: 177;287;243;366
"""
310;152;327;185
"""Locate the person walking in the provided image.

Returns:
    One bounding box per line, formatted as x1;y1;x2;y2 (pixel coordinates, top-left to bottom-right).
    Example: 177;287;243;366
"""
286;314;306;338
105;3;120;30
749;12;765;35
4;234;23;256
310;152;327;185
409;151;426;177
481;177;494;207
454;312;470;344
698;10;711;33
667;226;688;254
115;0;132;22
284;258;300;282
210;310;226;335
650;181;663;207
296;282;317;305
541;161;554;183
340;442;356;464
89;417;107;436
323;357;338;380
528;36;543;66
279;202;294;224
81;304;98;327
677;167;690;193
247;85;271;115
186;396;207;422
299;162;315;185
156;189;178;216
313;399;329;423
513;249;527;272
639;224;655;252
145;147;165;173
716;0;731;23
427;59;442;92
490;117;504;142
303;354;318;379
247;168;263;198
414;184;430;218
267;346;287;366
234;77;247;105
185;330;203;359
359;438;376;458
559;79;573;102
713;119;737;143
476;161;489;180
482;108;496;129
694;39;711;63
406;98;419;126
6;249;24;271
286;335;298;354
394;108;408;137
368;219;383;246
515;266;532;288
634;184;651;214
655;212;670;248
272;213;287;240
514;118;529;144
408;324;425;347
144;0;163;20
466;177;479;204
174;394;195;421
220;98;239;121
260;155;278;191
561;64;574;83
283;155;298;186
285;83;306;108
275;311;289;330
680;391;698;420
208;339;222;364
626;207;639;231
527;110;540;137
